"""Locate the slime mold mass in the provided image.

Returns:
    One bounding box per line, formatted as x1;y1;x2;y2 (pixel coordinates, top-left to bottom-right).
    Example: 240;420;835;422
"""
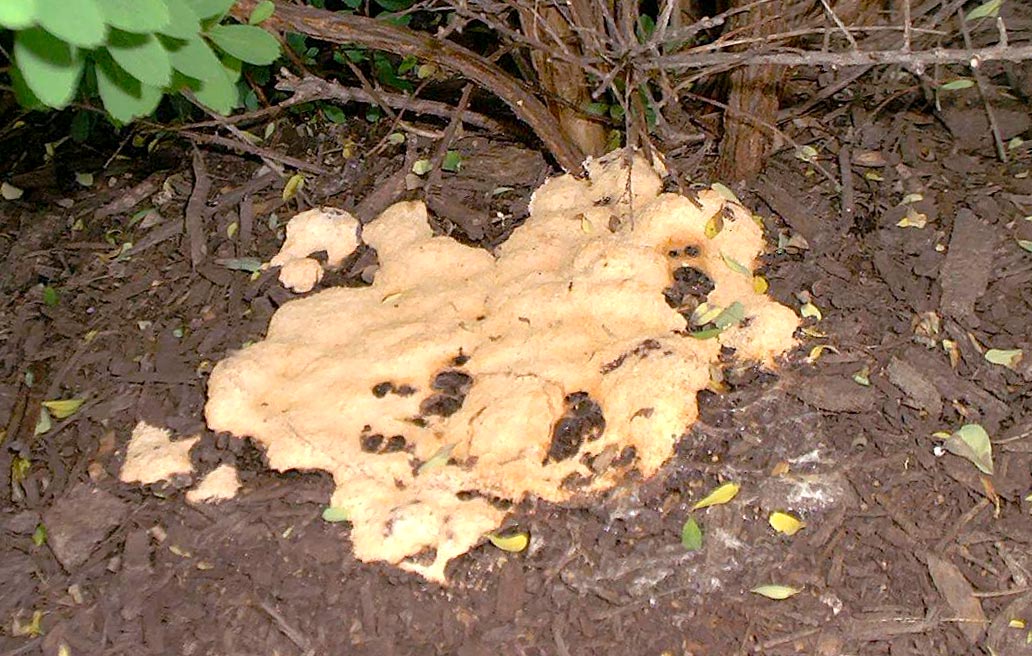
204;153;799;583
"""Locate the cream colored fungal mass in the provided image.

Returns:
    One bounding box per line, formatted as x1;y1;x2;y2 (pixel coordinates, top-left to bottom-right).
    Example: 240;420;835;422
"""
205;153;799;583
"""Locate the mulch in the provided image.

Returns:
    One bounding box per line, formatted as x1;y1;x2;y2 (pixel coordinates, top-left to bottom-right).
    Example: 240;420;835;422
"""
1;79;1031;656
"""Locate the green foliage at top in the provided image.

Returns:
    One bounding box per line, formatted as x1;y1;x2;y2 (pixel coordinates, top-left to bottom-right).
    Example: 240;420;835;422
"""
3;0;281;123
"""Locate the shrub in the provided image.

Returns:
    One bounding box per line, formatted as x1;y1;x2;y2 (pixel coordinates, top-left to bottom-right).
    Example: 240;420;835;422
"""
2;0;281;122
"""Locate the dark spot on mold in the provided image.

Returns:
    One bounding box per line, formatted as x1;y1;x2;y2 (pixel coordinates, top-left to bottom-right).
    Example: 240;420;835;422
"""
545;392;606;463
360;433;385;453
384;435;407;452
420;394;463;417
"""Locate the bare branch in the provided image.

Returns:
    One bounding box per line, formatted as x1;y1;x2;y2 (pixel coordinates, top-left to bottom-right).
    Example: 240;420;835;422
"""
656;43;1032;70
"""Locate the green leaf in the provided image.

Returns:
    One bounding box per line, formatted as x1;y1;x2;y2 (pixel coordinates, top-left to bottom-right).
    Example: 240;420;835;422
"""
713;301;745;329
34;406;52;435
1018;239;1032;253
965;0;1002;21
943;424;993;475
984;348;1023;369
374;0;416;9
42;285;59;306
0;0;38;28
322;104;346;123
186;68;239;114
751;584;801;600
720;251;751;276
635;13;655;43
32;523;47;547
165;35;225;81
158;1;201;39
14;28;85;108
206;24;280;65
106;30;172;87
710;182;741;205
249;0;275;25
441;150;462;173
688;327;722;340
681;517;703;551
95;51;164;122
35;0;106;47
939;79;975;91
95;0;171;33
321;506;350;522
10;64;45;110
184;0;235;20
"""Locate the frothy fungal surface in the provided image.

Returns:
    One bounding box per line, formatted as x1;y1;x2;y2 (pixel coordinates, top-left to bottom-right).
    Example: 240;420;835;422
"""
204;153;799;583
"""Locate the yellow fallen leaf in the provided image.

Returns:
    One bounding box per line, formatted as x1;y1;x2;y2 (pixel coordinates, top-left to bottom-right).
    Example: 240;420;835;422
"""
487;531;529;553
752;276;768;294
771;461;790;476
807;344;839;363
705;212;723;239
282;173;305;201
692;482;740;510
751;584;801;600
769;511;805;536
41;398;85;419
690;302;724;327
800;302;822;321
1010;619;1027;629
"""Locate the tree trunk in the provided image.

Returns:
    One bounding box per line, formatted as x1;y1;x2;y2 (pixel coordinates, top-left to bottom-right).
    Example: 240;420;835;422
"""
517;3;609;158
714;0;786;182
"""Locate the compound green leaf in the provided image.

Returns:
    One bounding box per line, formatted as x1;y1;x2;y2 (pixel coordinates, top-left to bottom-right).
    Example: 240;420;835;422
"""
166;35;224;82
95;0;170;33
107;30;172;87
184;0;235;20
14;27;85;108
0;0;38;29
206;23;280;65
158;0;201;39
35;0;106;47
95;51;163;122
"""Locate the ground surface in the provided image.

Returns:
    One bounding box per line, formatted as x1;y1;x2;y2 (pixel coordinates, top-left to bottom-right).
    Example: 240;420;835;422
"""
1;73;1032;656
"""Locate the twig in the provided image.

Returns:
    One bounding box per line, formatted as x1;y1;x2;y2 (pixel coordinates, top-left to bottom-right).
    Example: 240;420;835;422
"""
182;89;286;175
425;83;473;193
228;0;584;172
178;130;329;175
956;9;1008;162
657;43;1032;70
185;148;211;269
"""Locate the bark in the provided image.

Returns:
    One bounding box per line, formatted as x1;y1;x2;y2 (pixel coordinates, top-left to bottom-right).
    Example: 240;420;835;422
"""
517;3;608;157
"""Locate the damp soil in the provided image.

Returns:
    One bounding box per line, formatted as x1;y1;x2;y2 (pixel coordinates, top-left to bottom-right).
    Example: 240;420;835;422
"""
2;88;1032;656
